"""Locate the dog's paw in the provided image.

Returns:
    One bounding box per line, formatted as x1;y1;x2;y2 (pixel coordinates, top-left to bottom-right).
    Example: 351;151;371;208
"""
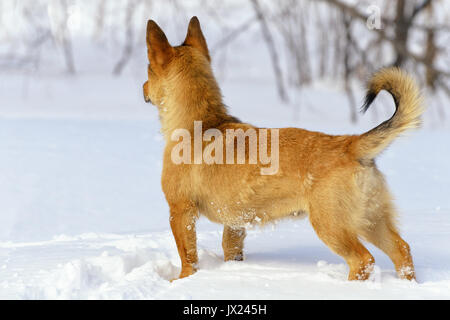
233;253;244;261
224;253;244;262
170;266;197;282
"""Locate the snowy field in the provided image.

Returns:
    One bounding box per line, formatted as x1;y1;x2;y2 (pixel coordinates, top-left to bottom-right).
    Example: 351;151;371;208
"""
0;72;449;299
0;0;449;300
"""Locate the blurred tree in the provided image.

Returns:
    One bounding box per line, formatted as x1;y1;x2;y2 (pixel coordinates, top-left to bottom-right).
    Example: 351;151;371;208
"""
247;0;449;121
0;0;448;121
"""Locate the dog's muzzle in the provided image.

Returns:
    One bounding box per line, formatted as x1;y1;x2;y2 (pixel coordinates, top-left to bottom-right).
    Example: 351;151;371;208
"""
143;83;152;104
144;94;152;104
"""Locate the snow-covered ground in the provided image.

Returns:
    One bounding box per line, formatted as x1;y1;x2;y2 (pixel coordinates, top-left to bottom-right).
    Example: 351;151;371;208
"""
0;72;449;299
0;0;449;300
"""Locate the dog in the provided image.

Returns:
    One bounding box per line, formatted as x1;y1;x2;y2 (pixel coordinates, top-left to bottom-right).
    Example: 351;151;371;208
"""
143;16;424;281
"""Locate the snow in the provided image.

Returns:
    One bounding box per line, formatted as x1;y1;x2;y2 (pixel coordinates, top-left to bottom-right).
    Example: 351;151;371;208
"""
0;1;449;300
2;218;450;299
0;72;449;299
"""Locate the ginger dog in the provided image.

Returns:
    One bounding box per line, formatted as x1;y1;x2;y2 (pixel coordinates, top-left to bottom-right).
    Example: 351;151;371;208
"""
143;17;424;281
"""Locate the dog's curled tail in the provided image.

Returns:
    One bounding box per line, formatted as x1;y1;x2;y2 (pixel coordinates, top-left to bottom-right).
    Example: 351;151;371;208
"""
350;67;424;160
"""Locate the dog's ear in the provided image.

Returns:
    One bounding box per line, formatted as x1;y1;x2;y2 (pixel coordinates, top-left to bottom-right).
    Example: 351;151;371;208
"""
146;20;174;68
183;16;210;62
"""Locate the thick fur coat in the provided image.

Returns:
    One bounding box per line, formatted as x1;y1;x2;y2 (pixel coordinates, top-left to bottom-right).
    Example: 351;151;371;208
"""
143;17;424;281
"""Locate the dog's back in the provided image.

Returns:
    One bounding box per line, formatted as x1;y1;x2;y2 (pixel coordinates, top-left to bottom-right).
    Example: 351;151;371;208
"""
144;17;422;281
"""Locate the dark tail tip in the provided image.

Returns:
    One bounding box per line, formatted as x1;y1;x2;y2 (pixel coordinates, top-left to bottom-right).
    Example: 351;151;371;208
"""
360;90;377;114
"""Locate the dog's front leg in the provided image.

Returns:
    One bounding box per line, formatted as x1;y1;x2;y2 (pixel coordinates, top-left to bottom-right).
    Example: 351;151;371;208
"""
169;200;198;281
222;226;246;261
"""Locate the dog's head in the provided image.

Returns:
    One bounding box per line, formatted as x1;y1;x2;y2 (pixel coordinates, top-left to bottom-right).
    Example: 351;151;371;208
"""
143;16;211;107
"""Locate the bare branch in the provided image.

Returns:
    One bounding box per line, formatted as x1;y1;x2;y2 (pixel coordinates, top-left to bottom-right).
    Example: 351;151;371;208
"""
210;16;257;53
411;0;433;20
250;0;288;102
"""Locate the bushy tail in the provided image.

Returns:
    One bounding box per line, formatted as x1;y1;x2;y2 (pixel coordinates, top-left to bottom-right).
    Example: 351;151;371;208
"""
350;67;425;160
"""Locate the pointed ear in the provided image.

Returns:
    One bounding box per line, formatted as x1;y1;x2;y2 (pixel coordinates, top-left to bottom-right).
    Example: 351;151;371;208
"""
146;20;174;67
183;16;210;62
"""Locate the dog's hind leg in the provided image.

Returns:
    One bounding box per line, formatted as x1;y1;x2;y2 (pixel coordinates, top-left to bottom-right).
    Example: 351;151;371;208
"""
360;205;415;280
309;208;375;281
222;226;246;261
169;199;199;280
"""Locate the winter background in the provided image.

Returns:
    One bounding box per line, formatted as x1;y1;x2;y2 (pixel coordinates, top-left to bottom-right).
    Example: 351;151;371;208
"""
0;0;449;299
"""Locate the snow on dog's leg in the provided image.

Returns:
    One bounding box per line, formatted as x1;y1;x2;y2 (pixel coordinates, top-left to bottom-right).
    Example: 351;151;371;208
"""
373;228;415;280
169;199;199;281
309;208;375;281
357;179;416;281
222;226;246;261
362;214;415;280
